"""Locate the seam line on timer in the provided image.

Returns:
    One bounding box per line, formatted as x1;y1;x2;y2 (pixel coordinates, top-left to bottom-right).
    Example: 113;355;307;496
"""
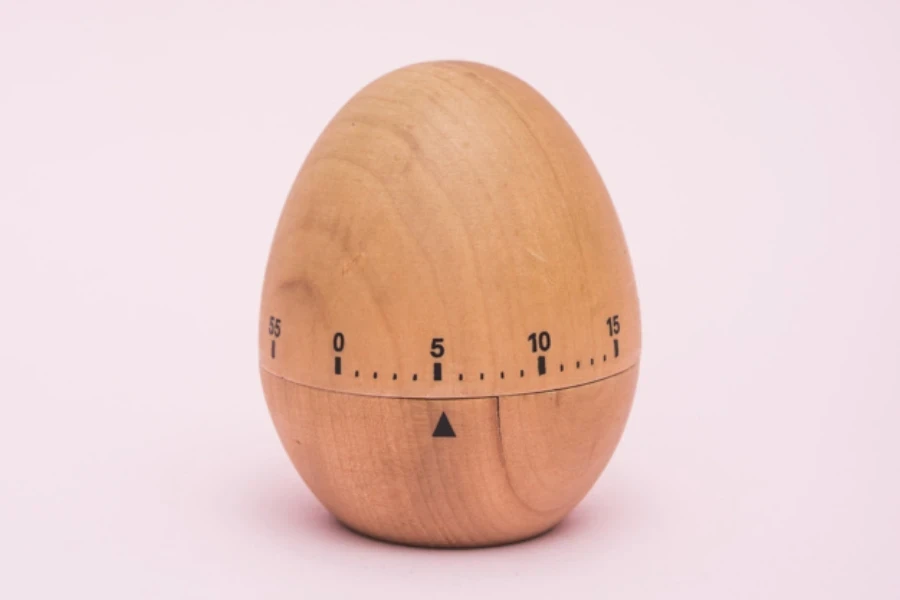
259;362;638;401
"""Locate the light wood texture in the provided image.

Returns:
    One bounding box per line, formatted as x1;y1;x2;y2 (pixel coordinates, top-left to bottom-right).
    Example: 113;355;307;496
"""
259;61;641;546
262;365;638;548
259;61;640;398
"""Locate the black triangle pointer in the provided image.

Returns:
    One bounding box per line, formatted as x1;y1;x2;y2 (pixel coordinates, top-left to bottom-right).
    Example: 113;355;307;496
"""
432;412;456;437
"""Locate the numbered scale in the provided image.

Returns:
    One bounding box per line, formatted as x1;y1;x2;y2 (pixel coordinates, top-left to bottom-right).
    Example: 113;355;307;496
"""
258;61;641;548
264;317;631;397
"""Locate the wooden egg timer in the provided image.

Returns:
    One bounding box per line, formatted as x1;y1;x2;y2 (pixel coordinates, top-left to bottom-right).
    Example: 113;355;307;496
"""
259;61;641;548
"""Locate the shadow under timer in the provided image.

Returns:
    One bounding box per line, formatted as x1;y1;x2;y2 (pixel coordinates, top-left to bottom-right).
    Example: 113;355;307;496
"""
259;61;641;548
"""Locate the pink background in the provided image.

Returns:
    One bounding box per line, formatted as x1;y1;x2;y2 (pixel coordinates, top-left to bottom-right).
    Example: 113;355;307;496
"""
2;1;898;597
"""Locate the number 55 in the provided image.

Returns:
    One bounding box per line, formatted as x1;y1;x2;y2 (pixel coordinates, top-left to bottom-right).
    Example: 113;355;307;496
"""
269;316;281;337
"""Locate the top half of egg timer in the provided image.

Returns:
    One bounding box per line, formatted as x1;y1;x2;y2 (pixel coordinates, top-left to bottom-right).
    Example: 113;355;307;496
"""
260;61;640;399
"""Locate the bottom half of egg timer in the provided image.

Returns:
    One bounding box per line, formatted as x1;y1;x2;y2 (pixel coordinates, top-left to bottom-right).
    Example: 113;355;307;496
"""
260;365;638;548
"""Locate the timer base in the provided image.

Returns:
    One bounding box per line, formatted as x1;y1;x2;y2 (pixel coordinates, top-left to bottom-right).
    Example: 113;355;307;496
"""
260;365;638;548
336;516;558;549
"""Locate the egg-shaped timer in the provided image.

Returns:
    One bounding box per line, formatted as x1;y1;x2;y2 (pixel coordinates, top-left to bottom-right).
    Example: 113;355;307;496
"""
259;61;641;548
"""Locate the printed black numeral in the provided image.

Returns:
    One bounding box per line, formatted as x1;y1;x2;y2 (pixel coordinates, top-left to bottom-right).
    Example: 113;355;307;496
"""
606;315;620;336
268;316;281;338
527;331;551;352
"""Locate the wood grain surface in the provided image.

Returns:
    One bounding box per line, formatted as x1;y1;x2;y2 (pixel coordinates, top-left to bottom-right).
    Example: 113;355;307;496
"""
262;365;638;547
259;61;640;399
259;61;641;546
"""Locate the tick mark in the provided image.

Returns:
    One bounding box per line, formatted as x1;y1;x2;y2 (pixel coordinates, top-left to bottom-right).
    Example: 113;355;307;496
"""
354;370;359;377
413;373;418;381
576;361;580;369
373;372;378;379
614;339;620;357
537;355;546;376
480;373;484;380
392;373;397;380
458;374;463;381
519;369;524;377
603;355;607;362
591;358;595;365
560;364;565;372
271;340;276;358
334;356;342;375
433;363;442;381
500;371;505;379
